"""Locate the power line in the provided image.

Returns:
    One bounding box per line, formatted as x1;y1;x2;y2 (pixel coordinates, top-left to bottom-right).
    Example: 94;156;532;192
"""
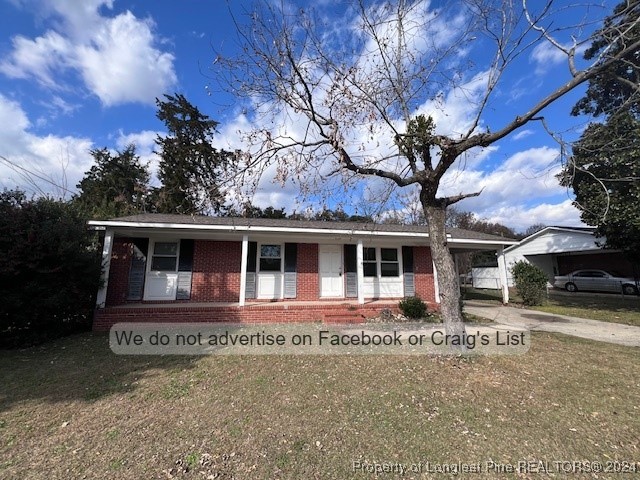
0;155;75;195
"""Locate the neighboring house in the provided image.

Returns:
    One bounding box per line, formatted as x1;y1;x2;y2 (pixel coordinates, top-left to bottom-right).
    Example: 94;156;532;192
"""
88;214;517;330
502;226;634;286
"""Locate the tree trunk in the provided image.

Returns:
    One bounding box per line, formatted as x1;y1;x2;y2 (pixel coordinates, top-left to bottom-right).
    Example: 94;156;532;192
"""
421;196;466;340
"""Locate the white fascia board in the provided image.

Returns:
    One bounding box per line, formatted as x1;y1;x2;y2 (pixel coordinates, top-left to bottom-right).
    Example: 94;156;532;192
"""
86;220;518;246
86;220;430;239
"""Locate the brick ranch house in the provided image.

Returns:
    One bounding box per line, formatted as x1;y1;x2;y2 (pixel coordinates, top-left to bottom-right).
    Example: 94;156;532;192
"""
88;214;517;331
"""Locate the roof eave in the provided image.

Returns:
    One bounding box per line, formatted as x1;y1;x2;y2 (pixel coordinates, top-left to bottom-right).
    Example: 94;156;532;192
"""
504;226;596;253
87;219;517;245
87;219;430;238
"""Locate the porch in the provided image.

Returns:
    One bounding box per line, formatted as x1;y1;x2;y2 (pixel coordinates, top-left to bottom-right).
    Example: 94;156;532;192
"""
88;214;518;331
92;299;406;332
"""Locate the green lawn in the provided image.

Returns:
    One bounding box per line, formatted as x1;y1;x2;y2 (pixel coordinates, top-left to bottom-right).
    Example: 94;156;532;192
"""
462;287;640;326
1;332;639;479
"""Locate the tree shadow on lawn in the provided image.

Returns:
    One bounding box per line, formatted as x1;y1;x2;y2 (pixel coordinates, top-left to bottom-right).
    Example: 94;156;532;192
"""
0;332;200;412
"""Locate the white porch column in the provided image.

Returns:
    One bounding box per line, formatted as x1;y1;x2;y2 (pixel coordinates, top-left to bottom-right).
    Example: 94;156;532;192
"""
239;234;249;306
497;245;510;304
432;260;441;303
96;229;114;308
356;239;365;305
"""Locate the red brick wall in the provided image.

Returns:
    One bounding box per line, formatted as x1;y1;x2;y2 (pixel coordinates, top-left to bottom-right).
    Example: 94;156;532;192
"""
102;238;438;310
297;243;319;300
191;240;241;302
93;302;401;331
106;237;133;307
414;246;436;303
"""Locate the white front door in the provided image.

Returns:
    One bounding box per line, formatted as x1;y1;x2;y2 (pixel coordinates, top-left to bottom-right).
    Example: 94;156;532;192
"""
319;245;343;297
143;241;179;301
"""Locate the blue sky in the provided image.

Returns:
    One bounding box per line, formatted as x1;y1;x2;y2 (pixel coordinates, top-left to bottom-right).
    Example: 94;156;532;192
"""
0;0;616;230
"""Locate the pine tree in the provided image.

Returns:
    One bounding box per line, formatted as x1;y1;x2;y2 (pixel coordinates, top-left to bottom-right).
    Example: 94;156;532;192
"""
75;144;150;219
154;93;232;214
563;1;640;266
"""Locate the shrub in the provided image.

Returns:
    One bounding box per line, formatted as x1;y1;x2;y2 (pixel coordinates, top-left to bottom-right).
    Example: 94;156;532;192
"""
0;190;102;348
398;296;427;319
511;260;548;306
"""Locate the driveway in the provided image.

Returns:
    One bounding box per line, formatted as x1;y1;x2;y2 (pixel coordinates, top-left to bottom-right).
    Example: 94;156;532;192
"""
464;300;640;347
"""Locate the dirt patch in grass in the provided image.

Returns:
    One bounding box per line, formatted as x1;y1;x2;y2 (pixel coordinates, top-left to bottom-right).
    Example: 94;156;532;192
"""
1;332;639;479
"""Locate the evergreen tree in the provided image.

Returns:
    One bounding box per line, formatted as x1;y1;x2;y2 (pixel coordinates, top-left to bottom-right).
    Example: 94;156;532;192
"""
154;93;232;214
563;0;640;266
572;1;640;118
562;113;640;263
75;145;150;219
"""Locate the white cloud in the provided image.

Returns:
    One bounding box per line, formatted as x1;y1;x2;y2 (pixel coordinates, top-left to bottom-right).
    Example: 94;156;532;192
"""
440;146;561;203
512;129;534;140
356;0;466;71
75;12;176;106
531;42;566;69
0;0;176;106
38;0;115;41
436;146;582;230
250;186;301;210
0;31;70;87
411;70;493;138
0;94;93;197
529;41;586;74
483;200;582;230
116;129;158;154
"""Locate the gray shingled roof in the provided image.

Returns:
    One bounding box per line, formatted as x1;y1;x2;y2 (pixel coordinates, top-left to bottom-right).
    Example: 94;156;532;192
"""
105;213;517;243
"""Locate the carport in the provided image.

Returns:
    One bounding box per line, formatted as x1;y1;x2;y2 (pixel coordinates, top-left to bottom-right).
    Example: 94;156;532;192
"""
503;226;635;284
449;228;518;304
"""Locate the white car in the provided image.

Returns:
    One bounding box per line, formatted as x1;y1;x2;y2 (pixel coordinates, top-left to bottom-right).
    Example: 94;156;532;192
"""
553;269;638;295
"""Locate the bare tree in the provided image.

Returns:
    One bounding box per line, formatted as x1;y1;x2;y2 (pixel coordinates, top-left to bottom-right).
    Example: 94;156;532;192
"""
217;0;640;336
522;223;548;237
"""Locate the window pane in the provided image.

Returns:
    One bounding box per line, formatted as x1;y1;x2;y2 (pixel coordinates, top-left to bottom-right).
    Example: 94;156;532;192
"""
151;256;177;271
260;245;281;258
363;262;377;277
381;248;398;261
260;258;281;271
364;248;376;261
381;262;399;277
154;242;178;256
